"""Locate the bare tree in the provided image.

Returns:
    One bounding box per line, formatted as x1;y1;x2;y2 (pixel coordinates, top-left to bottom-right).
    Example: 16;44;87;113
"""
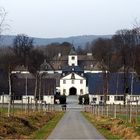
44;42;71;60
13;34;34;66
0;8;7;34
113;28;140;105
28;49;44;111
91;38;113;104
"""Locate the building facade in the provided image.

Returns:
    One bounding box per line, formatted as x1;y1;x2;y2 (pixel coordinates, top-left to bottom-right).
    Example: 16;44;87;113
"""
60;72;87;96
0;46;140;105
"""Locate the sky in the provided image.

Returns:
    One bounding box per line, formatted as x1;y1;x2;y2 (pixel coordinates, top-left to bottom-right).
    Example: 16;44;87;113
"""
1;0;140;38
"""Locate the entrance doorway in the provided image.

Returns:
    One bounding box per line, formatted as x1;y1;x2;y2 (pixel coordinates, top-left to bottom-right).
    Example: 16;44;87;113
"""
69;87;77;95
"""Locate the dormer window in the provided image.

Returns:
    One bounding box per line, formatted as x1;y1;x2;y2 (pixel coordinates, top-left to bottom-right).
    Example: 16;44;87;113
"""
71;73;75;79
63;80;66;84
80;80;83;84
72;79;74;84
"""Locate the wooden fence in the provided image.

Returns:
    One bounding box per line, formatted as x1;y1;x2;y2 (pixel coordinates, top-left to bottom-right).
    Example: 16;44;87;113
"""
84;103;140;123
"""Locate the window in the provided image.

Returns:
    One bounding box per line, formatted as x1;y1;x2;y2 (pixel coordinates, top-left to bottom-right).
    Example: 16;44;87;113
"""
72;80;74;84
130;96;139;101
63;89;66;94
93;98;97;101
13;96;22;100
100;96;103;101
114;96;124;101
80;80;83;84
72;56;75;60
100;96;110;101
71;73;75;79
63;80;66;84
80;89;83;95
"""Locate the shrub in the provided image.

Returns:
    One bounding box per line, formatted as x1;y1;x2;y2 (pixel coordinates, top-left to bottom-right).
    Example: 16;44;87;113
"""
78;94;89;105
78;96;83;104
59;95;66;104
83;94;89;105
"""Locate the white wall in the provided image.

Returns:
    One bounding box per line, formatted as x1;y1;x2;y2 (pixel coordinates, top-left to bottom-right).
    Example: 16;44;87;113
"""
89;94;140;105
22;95;54;104
22;95;35;104
0;94;54;104
84;70;103;73
43;95;54;104
0;95;9;103
60;73;87;96
68;55;78;66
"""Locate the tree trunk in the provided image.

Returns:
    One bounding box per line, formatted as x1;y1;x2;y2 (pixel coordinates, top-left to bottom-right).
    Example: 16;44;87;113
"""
8;71;11;117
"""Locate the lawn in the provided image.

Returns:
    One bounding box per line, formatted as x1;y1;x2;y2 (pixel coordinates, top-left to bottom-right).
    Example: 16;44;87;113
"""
82;112;140;140
0;110;64;139
31;112;64;139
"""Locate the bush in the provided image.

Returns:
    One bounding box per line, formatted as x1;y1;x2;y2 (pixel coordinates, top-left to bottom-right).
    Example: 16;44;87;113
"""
83;94;89;105
78;94;89;105
78;96;82;104
59;95;66;104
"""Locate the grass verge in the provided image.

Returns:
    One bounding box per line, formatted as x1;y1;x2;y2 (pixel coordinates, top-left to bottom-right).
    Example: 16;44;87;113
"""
31;112;64;139
82;112;140;140
82;112;121;139
0;111;64;139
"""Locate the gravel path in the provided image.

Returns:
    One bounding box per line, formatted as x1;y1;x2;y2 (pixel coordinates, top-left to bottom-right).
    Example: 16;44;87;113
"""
47;110;105;140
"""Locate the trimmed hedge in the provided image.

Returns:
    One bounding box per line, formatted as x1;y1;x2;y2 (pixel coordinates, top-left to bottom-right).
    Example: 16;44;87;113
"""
59;95;67;104
78;94;89;105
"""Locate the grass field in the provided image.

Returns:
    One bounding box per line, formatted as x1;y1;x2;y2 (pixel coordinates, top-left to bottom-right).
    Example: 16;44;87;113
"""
0;109;64;139
82;112;140;140
82;112;122;139
0;107;23;115
31;112;64;139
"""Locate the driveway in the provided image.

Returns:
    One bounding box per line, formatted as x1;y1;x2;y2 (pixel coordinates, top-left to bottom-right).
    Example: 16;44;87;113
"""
47;110;105;139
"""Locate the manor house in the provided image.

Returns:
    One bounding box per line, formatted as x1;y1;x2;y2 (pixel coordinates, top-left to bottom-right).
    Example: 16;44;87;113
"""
0;47;140;105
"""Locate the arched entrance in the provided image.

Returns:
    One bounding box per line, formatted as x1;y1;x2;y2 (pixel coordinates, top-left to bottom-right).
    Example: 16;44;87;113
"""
69;87;77;95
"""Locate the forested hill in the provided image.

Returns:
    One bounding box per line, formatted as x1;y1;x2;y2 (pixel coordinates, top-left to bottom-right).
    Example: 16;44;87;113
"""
0;35;112;48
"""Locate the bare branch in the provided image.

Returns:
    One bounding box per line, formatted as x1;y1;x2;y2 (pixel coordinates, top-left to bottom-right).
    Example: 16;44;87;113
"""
0;7;10;39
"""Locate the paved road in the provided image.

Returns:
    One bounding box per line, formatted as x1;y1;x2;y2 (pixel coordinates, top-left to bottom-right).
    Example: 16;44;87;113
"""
47;110;105;140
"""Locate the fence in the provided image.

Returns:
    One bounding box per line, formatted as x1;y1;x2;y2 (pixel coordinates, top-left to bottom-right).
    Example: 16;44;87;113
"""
0;98;62;117
84;103;140;123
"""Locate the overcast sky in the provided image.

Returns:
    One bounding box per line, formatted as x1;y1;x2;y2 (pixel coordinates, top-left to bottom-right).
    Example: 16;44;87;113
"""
1;0;140;38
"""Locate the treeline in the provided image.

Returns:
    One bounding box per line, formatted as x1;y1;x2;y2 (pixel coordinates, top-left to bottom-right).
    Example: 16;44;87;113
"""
0;35;73;75
0;27;140;76
86;28;140;74
0;34;74;96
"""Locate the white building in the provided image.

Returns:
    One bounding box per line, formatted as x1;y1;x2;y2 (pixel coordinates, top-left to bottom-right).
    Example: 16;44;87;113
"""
1;46;140;105
60;72;87;96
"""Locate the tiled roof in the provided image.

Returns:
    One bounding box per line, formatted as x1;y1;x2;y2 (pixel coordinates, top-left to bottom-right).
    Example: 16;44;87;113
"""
40;59;54;70
14;65;28;71
62;66;84;75
86;73;140;95
69;46;77;55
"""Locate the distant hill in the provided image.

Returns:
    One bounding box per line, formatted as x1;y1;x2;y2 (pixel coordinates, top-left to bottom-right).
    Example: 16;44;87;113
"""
0;35;112;48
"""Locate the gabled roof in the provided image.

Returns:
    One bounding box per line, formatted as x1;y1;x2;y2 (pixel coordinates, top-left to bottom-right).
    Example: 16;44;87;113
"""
40;59;54;71
118;66;136;73
69;46;77;55
92;62;108;71
61;72;86;80
13;65;28;71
